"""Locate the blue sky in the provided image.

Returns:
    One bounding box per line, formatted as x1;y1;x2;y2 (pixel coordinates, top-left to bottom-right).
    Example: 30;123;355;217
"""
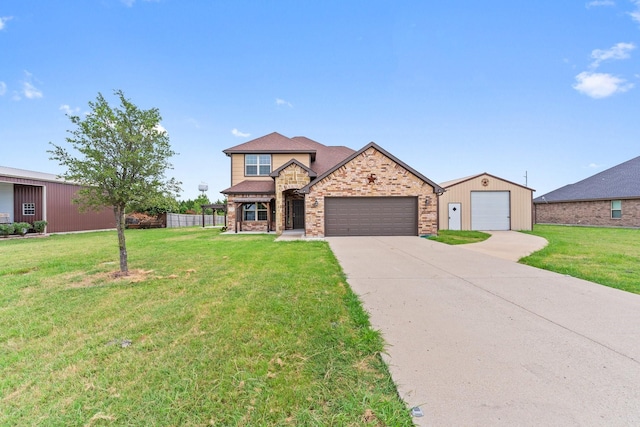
1;1;639;199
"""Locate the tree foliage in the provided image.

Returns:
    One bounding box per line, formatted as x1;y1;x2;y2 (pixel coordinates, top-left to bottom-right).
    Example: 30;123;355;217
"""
49;90;181;274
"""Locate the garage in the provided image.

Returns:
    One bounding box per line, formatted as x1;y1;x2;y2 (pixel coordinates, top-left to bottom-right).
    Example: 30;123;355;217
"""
438;173;533;231
325;197;418;236
471;191;510;230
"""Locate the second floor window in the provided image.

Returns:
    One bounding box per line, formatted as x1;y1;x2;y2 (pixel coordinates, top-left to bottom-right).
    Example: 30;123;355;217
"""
245;154;271;176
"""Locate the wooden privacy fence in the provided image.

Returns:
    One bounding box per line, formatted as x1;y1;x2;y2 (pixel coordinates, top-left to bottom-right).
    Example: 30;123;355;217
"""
166;213;226;228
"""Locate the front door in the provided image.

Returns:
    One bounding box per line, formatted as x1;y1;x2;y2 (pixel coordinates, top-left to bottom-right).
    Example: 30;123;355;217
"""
293;200;305;229
448;203;461;230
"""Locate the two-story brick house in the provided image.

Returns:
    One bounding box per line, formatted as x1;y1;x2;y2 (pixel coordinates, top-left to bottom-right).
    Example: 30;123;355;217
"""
221;132;444;237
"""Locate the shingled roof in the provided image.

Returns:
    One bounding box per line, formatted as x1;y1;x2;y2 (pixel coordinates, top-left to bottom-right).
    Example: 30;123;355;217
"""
221;180;275;195
534;155;640;203
223;132;317;157
222;132;356;176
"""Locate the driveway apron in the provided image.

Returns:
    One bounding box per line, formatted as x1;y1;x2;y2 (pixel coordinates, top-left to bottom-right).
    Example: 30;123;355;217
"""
326;236;640;426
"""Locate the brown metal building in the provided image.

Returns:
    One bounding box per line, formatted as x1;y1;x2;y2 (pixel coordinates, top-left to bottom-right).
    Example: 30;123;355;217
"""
0;166;115;233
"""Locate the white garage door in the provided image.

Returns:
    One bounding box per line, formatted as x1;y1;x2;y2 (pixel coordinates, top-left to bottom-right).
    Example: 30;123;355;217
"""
471;191;510;230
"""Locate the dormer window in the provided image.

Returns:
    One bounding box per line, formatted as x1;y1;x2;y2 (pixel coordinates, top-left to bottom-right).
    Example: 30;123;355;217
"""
245;154;271;176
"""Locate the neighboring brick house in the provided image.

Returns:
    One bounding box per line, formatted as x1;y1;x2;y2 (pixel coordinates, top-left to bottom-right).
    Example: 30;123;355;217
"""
221;132;444;237
534;156;640;228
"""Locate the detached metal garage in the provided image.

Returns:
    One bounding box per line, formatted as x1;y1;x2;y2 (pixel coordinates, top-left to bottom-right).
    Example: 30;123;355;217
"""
325;197;418;236
439;173;534;231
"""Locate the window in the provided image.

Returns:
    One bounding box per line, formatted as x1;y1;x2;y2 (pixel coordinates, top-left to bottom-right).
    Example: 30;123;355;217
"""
243;203;268;221
22;203;35;216
245;154;271;176
611;200;622;219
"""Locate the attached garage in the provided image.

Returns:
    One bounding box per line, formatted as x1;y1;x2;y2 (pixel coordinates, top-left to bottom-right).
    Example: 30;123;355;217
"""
302;143;444;238
471;191;510;230
439;173;534;231
325;197;418;236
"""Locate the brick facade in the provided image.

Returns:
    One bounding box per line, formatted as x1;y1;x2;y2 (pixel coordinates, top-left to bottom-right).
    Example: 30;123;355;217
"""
304;147;438;237
535;199;640;228
273;163;311;233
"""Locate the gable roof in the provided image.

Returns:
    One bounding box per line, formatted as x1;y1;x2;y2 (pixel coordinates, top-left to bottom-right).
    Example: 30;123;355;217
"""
291;137;355;175
533;155;640;203
441;172;533;191
300;142;445;194
223;132;356;176
223;132;317;158
270;159;317;178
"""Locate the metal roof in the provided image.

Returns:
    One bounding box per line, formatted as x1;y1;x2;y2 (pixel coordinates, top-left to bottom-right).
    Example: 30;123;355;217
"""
0;165;65;183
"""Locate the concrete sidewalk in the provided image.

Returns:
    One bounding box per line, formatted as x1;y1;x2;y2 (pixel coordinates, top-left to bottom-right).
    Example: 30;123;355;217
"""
327;236;640;426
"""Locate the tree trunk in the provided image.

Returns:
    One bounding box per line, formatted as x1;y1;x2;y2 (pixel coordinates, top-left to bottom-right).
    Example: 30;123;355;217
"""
114;205;129;275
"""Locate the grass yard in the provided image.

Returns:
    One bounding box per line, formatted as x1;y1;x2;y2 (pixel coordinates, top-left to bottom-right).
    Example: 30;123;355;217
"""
428;230;490;245
522;225;640;294
0;228;413;426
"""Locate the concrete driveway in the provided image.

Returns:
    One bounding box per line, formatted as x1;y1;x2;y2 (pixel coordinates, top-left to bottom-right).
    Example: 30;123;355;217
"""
326;235;640;426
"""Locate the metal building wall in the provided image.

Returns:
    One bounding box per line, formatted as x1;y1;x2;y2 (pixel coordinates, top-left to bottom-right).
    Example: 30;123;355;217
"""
13;185;43;223
0;174;115;233
439;173;533;231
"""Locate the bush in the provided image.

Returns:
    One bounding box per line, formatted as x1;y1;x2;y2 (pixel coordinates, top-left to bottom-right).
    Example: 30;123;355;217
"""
0;223;15;237
13;222;32;236
33;220;48;233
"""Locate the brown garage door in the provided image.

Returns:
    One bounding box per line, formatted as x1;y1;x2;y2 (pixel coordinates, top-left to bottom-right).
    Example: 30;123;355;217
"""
325;197;418;236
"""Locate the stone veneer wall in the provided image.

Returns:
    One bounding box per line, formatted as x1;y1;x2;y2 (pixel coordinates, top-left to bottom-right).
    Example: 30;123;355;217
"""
273;164;311;234
535;199;640;228
226;193;275;232
304;147;438;237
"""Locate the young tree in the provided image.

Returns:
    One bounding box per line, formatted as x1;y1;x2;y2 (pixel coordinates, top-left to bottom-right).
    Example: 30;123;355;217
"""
49;90;181;275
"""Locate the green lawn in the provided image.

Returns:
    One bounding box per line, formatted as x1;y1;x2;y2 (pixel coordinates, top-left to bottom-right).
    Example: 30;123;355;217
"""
0;228;413;426
428;230;490;245
522;225;640;294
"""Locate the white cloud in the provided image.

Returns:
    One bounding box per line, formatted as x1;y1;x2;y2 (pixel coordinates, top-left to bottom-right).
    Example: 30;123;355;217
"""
19;71;43;99
573;71;634;98
0;16;13;30
586;0;615;8
59;104;80;115
630;1;640;23
231;128;250;137
590;42;635;68
0;81;6;96
23;81;43;99
587;163;603;168
275;98;293;107
154;123;167;134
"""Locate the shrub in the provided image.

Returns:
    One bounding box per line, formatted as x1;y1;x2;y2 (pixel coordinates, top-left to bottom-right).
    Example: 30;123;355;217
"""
33;220;48;233
13;222;32;236
0;223;15;237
